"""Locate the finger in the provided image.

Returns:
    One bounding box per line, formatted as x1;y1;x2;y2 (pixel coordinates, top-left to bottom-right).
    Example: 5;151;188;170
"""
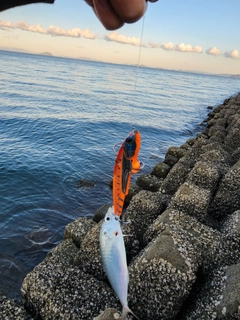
93;0;124;30
110;0;147;23
84;0;94;6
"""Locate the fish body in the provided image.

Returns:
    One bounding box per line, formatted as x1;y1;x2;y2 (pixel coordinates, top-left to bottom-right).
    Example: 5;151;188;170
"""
99;206;135;319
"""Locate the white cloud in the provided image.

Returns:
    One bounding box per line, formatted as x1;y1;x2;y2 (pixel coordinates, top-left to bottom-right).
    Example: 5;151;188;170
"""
0;20;47;34
163;42;174;51
147;41;202;53
224;49;239;59
206;46;222;56
176;42;202;53
148;42;162;49
104;31;141;46
0;20;96;39
48;26;95;39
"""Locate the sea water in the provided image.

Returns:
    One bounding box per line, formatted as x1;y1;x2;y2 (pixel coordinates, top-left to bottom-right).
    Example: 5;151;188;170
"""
0;50;239;298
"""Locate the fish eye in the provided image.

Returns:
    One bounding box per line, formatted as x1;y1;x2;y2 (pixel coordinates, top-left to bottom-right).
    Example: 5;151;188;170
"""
114;217;119;221
105;216;111;222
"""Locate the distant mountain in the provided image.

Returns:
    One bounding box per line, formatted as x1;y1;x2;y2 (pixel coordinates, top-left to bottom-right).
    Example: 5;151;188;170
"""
231;74;240;79
40;52;53;56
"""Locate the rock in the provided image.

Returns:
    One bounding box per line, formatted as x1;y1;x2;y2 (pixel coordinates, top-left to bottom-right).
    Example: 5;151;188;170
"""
21;238;121;319
185;264;240;319
151;162;171;179
74;222;104;279
160;160;192;195
136;174;163;192
94;308;122;320
228;147;240;166
124;183;142;206
163;154;178;167
180;143;192;151
27;226;53;244
225;126;240;151
208;160;240;219
64;217;95;247
22;261;119;320
198;143;230;175
186;138;196;146
92;204;111;223
222;210;240;237
207;105;213;110
216;210;240;268
0;293;32;320
187;161;220;192
46;239;79;266
18;94;240;320
129;225;199;320
165;146;187;159
144;209;221;271
76;179;94;188
169;182;211;221
125;190;170;246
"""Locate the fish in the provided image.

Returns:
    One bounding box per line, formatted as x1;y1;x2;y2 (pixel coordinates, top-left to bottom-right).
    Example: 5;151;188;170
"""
99;206;138;320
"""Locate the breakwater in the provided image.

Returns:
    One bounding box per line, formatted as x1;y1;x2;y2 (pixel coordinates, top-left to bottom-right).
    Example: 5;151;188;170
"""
1;93;240;320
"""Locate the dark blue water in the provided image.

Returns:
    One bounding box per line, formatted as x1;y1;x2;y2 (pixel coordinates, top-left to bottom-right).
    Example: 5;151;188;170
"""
0;50;239;298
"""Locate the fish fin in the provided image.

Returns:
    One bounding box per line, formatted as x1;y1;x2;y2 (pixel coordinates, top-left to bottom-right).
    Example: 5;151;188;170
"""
122;306;139;320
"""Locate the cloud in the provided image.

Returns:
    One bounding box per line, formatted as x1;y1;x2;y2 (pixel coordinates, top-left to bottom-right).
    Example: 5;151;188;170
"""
148;42;162;49
163;42;174;51
0;20;47;33
176;42;202;53
104;31;141;46
147;41;201;53
0;20;96;39
48;26;95;39
224;49;239;59
206;46;222;56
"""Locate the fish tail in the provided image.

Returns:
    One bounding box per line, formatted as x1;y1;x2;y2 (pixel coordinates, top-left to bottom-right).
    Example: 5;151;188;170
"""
122;306;139;320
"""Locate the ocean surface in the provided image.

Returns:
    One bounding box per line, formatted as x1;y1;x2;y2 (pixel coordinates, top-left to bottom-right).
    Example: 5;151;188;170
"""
0;49;239;299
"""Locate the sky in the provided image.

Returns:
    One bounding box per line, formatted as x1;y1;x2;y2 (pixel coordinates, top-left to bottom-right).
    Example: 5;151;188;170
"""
0;0;240;74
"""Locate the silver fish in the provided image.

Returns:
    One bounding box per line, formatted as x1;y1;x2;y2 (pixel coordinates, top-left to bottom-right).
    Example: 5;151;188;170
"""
99;206;138;320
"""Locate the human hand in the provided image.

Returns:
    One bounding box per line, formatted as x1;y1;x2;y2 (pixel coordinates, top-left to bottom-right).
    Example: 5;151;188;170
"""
85;0;158;30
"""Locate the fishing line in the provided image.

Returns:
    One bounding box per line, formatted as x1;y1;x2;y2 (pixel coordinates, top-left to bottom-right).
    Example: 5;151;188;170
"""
130;14;145;131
